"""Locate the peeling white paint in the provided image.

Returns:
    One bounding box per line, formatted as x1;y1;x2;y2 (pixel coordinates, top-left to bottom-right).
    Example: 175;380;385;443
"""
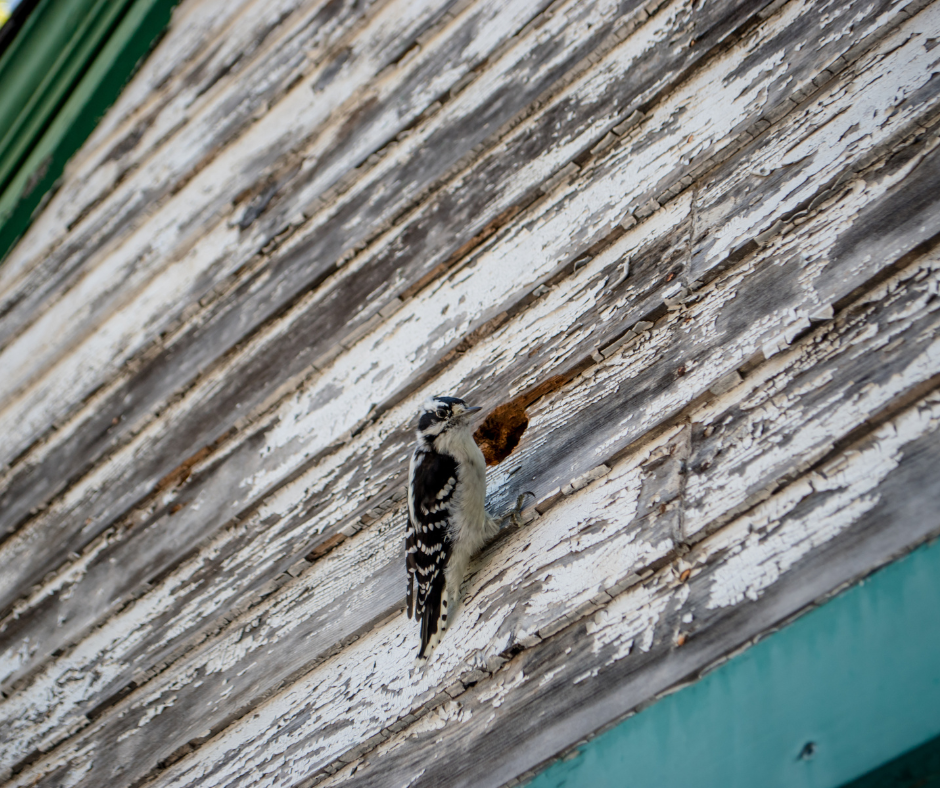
2;412;682;785
0;0;916;688
314;391;940;788
0;0;937;783
26;380;936;788
707;399;939;609
685;260;940;538
4;151;937;773
694;4;940;274
0;0;541;465
0;0;262;289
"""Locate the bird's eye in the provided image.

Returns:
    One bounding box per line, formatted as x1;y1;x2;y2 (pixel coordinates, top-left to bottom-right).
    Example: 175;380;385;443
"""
437;409;448;419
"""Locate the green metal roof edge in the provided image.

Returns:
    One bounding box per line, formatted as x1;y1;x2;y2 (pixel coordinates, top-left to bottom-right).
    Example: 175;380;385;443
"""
524;535;940;788
0;0;129;192
0;0;180;264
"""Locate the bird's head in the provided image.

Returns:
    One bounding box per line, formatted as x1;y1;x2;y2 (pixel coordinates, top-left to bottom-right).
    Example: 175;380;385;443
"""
416;395;481;443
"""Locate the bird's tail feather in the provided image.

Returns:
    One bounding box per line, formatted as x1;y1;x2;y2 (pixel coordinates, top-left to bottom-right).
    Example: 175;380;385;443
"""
415;585;451;665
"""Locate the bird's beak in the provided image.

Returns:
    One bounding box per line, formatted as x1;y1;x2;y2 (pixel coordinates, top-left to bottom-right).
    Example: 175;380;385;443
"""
463;406;482;414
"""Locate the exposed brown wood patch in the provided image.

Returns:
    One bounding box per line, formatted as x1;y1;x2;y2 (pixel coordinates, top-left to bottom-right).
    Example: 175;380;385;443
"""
476;399;530;466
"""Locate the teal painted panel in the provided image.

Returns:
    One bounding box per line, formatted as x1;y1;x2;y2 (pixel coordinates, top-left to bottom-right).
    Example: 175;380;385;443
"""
525;537;940;788
843;732;940;788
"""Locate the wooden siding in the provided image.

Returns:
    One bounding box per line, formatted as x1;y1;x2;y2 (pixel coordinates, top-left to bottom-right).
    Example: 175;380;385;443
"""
0;0;938;783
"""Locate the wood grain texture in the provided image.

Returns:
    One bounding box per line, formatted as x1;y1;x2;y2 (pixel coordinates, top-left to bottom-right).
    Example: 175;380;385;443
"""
0;0;389;352
0;0;736;620
0;0;923;636
4;142;939;787
1;0;937;738
1;0;937;783
0;0;635;557
318;391;940;788
0;0;795;494
0;0;262;293
0;0;462;456
19;278;936;787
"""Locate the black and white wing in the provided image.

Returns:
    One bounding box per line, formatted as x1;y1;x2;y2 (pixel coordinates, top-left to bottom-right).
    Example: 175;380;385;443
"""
405;448;458;660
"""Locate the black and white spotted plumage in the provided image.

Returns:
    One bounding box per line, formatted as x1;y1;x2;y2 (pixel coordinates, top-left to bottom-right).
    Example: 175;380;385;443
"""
406;395;496;664
406;450;458;652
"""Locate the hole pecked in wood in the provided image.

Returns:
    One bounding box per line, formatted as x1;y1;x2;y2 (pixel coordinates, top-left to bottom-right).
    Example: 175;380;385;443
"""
475;401;528;466
473;375;570;466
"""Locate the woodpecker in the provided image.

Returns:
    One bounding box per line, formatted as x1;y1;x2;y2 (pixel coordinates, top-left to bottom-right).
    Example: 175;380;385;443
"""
405;395;529;664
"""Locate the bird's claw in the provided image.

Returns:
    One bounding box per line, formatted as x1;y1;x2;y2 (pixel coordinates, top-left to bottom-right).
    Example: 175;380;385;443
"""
508;491;536;528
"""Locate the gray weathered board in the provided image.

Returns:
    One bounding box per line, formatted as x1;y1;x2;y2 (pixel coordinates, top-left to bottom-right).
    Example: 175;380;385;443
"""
0;0;938;784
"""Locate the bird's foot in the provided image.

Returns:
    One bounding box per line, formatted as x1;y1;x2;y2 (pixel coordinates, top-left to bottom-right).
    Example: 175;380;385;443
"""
505;491;536;528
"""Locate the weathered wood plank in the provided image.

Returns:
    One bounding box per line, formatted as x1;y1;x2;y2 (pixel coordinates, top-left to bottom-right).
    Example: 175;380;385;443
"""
0;0;463;440
690;11;940;278
0;0;804;481
0;0;646;499
17;362;938;788
0;0;728;598
45;0;320;195
0;0;933;782
681;287;940;540
3;441;672;788
4;0;648;450
315;394;940;788
4;143;939;782
62;0;269;169
0;0;916;628
1;7;936;710
0;0;640;540
0;201;692;768
0;197;694;706
0;0;388;351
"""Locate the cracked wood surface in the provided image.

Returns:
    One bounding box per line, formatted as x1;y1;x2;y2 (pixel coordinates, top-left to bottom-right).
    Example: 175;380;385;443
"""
0;0;394;353
0;0;926;637
0;0;649;576
0;0;722;556
0;0;875;528
5;127;936;788
0;0;656;461
0;0;264;296
17;256;940;786
7;240;940;785
318;391;940;788
1;0;938;784
0;0;534;489
4;79;937;716
1;0;932;724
